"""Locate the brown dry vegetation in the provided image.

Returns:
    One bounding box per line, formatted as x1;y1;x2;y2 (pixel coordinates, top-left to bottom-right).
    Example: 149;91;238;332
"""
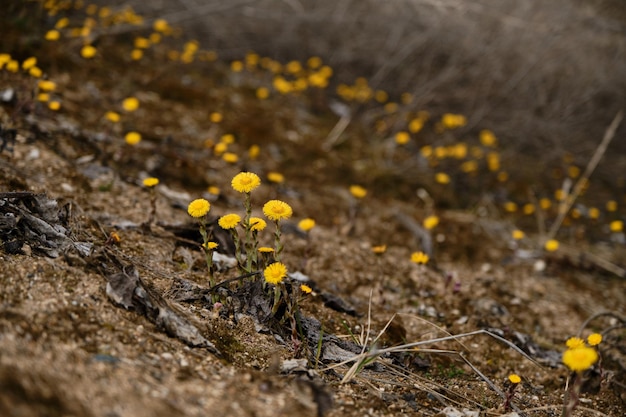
1;1;625;417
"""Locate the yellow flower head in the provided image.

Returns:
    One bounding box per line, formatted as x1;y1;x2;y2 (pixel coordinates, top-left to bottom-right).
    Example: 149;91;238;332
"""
544;239;559;252
45;30;60;41
203;241;219;250
80;45;97;59
125;131;141;145
264;262;287;285
565;337;585;349
587;333;602;347
222;152;238;163
218;213;241;229
105;111;120;123
38;80;57;92
122;97;140;112
249;217;267;232
300;284;313;294
350;185;367;199
48;101;61;111
209;112;222;123
258;247;275;253
298;218;316;232
267;172;285;184
187;199;210;218
508;374;521;384
263;200;293;221
22;57;37;70
142;177;159;187
610;220;623;233
563;346;598;372
512;229;525;240
231;172;261;193
423;215;439;230
395;131;410;145
372;245;387;254
435;172;451;185
411;251;429;265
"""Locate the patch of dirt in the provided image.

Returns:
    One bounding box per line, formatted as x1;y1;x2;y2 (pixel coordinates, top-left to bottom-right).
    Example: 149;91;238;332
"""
1;2;625;417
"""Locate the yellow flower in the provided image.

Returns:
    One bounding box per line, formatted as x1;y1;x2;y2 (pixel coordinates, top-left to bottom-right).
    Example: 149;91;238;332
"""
479;130;497;147
231;172;261;193
203;241;218;250
187;199;210;218
218;213;241;229
256;87;269;100
105;111;120;123
44;29;61;41
609;220;623;233
153;19;170;33
29;67;42;78
435;172;451;185
587;333;602;346
122;97;139;112
395;131;410;145
512;230;525;240
258;247;274;253
606;200;618;212
207;186;220;195
588;207;600;220
565;337;585;349
248;145;260;160
209;112;222;123
48;101;61;111
300;284;313;294
508;374;521;384
423;215;439;230
349;185;367;199
125;131;141;145
142;177;159;187
22;57;37;70
222;152;238;163
267;172;285;184
80;45;97;59
249;217;267;232
264;262;287;285
523;204;535;216
441;113;467;129
220;134;235;144
263;200;293;221
411;251;429;264
563;346;598;372
544;239;559;252
298;218;316;232
37;93;50;102
504;202;518;213
38;80;57;92
371;245;387;254
130;49;143;61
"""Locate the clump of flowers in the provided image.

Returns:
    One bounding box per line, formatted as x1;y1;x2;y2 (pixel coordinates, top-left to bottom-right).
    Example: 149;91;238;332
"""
411;251;429;265
562;334;602;417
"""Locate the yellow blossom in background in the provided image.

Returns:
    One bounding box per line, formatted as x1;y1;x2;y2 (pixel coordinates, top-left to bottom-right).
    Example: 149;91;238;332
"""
142;177;159;187
512;230;525;240
134;37;150;49
249;217;267;232
231;172;261;193
554;189;566;202
29;67;42;78
48;101;61;111
423;215;439;230
37;93;50;102
395;131;410;145
105;111;120;123
263;200;293;221
441;113;467;129
220;134;235;144
504;202;517;213
124;131;141;145
22;57;37;70
461;160;478;173
231;60;243;72
568;165;580;178
587;333;602;346
256;87;269;100
80;45;97;59
298;218;316;232
222;152;238;163
497;171;509;182
218;213;241;229
508;374;521;384
411;251;429;264
153;19;170;33
264;262;287;285
372;245;387;254
544;239;559;252
55;17;69;29
606;200;618;212
213;142;227;155
479;130;497;147
487;152;500;172
249;145;260;160
38;80;56;92
609;220;623;233
408;118;424;133
267;172;285;184
307;56;322;68
258;247;275;253
300;284;313;294
0;54;11;67
589;207;600;220
349;185;367;199
207;186;220;195
130;49;143;61
203;241;218;250
187;199;210;218
566;337;585;349
45;30;61;41
523;203;535;216
539;198;552;211
563;346;598;372
6;60;19;72
122;97;139;112
209;112;222;123
435;172;451;185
